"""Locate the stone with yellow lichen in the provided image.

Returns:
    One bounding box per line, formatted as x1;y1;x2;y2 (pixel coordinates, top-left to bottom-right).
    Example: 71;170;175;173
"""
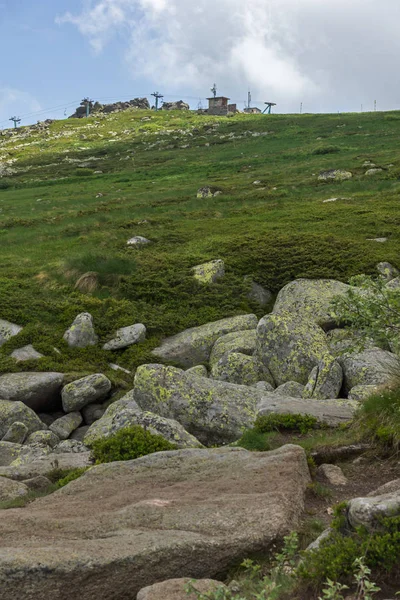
192;259;225;284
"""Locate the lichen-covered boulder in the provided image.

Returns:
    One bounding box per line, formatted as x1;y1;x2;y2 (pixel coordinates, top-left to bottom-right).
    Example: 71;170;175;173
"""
339;348;400;395
348;384;379;401
192;260;225;284
54;440;89;454
272;279;351;330
0;373;64;412
0;476;28;502
303;358;343;400
0;319;22;347
50;413;83;440
244;277;272;308
348;492;400;530
26;430;60;448
211;352;269;387
0;451;92;481
0;442;50;468
273;382;305;398
256;395;356;427
63;312;98;348
152;315;258;368
377;261;399;282
10;345;44;363
252;381;275;393
127;236;151;247
103;324;146;350
186;365;208;377
61;374;111;413
0;442;24;467
318;169;352;181
209;329;257;367
133;365;261;445
2;422;29;444
0;400;47;439
256;311;332;386
84;397;203;449
137;578;229;600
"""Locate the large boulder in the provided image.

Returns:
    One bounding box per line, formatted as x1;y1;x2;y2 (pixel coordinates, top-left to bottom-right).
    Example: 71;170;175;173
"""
84;396;203;449
192;260;225;284
377;261;399;282
302;358;343;400
61;374;111;413
63;313;98;348
256;395;356;427
0;476;28;502
339;348;400;394
2;422;29;444
0;400;47;439
272;279;351;330
273;382;304;398
209;330;257;367
211;352;269;387
0;451;92;481
256;312;331;386
347;491;400;530
137;578;228;600
0;445;310;600
0;373;64;412
50;413;83;440
0;319;22;347
152;315;258;368
133;365;260;445
103;324;146;350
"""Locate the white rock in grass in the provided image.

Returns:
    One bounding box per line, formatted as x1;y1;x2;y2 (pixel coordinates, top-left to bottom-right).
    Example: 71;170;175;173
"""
11;345;44;363
103;324;146;351
127;236;151;246
0;319;22;347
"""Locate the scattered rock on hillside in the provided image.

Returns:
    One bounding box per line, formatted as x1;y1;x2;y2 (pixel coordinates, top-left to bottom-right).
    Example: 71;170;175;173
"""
162;101;190;111
61;374;111;413
0;319;22;347
0;445;310;600
10;345;44;362
63;313;98;348
0;400;46;439
127;236;152;247
133;364;260;445
272;279;351;330
197;187;213;199
26;430;60;448
256;311;332;386
256;395;356;427
0;476;28;502
303;357;343;400
152;314;258;368
244;277;272;307
210;329;257;367
0;373;64;412
316;464;348;486
2;422;29;444
211;352;270;387
339;348;400;394
137;578;228;600
74;272;98;293
50;412;83;440
365;168;383;176
347;491;400;530
192;259;225;284
0;451;92;481
367;237;387;243
318;169;352;181
368;479;400;496
103;324;146;350
84;396;203;449
376;261;399;282
273;381;304;398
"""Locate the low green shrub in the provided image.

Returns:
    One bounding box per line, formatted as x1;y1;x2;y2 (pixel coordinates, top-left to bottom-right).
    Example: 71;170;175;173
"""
74;168;93;176
353;388;400;451
254;413;318;435
90;425;177;464
235;429;273;452
55;468;89;488
312;146;341;155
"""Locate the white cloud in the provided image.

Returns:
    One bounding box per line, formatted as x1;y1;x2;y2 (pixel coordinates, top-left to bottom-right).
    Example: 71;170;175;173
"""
0;87;41;127
57;0;400;112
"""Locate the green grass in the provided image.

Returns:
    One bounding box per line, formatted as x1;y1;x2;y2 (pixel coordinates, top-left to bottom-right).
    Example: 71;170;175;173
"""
353;388;400;451
1;108;400;377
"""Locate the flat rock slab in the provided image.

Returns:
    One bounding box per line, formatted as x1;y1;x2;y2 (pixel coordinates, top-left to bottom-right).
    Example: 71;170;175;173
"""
0;445;310;600
0;373;64;412
137;578;228;600
0;452;92;481
257;394;357;426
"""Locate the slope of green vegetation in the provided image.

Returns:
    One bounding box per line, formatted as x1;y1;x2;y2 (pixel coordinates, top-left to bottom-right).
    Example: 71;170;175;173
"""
1;108;400;379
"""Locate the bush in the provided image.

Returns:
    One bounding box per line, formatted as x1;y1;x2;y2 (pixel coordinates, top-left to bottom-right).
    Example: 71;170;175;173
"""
254;413;318;435
312;146;341;155
353;388;400;451
90;425;177;464
235;429;273;452
55;468;88;488
74;168;93;176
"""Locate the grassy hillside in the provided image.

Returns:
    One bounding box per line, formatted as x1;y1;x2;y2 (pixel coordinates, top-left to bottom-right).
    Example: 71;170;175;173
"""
1;108;400;380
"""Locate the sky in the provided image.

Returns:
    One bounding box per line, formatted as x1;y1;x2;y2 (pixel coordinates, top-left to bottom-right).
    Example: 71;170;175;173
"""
1;0;400;127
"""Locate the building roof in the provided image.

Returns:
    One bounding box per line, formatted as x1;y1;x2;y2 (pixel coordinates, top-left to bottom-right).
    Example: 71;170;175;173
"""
207;96;230;101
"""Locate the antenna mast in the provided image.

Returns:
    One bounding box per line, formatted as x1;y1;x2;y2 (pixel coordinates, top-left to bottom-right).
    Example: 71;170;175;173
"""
210;83;217;98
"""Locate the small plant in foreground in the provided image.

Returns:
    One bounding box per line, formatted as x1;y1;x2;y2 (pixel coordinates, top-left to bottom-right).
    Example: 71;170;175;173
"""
353;557;381;600
319;579;349;600
90;425;177;464
353;388;400;452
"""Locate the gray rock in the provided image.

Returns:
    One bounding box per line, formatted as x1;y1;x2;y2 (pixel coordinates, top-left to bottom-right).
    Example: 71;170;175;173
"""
133;364;261;445
348;492;400;530
327;328;378;356
273;382;305;398
186;365;208;378
103;324;146;350
0;373;64;412
10;345;44;362
365;168;383;176
303;358;343;400
256;395;357;427
211;352;268;387
63;312;98;348
0;400;47;439
82;403;106;426
0;445;310;600
273;279;351;330
54;440;89;454
70;426;90;442
256;311;332;386
61;374;111;413
244;277;272;308
386;276;400;290
348;385;379;401
84;396;203;449
0;319;22;347
50;413;83;440
0;442;51;468
0;442;24;467
137;578;228;600
339;348;400;394
22;475;52;493
192;260;225;284
368;479;400;497
318;169;352;181
37;413;56;427
306;528;332;552
152;314;258;368
252;381;275;393
377;262;399;282
127;236;151;247
2;422;28;444
0;476;28;502
0;452;92;481
316;464;348;486
210;329;257;367
26;430;60;448
108;363;131;374
196;187;213;198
